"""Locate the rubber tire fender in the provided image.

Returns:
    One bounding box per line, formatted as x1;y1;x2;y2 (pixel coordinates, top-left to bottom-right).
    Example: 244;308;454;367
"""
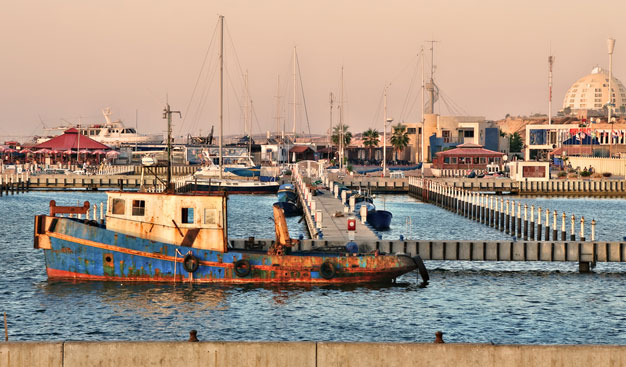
319;261;336;280
412;255;429;282
183;253;199;273
234;259;251;277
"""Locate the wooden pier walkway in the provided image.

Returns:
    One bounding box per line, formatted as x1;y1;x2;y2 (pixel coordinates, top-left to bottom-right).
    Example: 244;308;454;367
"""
294;170;378;242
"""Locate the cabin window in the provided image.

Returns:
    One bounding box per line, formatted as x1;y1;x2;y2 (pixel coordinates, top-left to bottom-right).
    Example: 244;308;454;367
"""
111;199;125;215
132;200;145;216
182;207;194;224
204;208;218;225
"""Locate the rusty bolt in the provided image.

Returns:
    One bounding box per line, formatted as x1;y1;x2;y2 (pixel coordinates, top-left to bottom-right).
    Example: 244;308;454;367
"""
434;331;444;344
188;330;199;342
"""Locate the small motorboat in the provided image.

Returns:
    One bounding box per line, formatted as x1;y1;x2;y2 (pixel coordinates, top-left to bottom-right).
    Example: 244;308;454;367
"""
274;183;302;217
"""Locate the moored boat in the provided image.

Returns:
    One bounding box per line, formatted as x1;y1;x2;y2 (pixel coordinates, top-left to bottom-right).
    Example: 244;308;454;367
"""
367;210;393;231
274;183;302;217
33;192;423;284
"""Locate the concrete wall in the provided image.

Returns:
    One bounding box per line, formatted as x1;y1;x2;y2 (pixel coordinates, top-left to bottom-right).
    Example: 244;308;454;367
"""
4;341;626;367
567;156;626;177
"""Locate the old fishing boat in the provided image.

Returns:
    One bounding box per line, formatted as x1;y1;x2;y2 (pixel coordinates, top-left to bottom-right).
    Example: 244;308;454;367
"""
33;191;426;283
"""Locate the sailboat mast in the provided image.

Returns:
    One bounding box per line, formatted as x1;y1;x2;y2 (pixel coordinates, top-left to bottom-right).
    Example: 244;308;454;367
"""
340;66;344;170
292;46;297;138
421;46;425;164
329;92;334;148
163;103;181;191
219;15;224;179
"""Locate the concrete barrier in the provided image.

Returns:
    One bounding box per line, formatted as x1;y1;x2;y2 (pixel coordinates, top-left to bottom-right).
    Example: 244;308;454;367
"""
63;341;316;367
4;341;626;367
317;343;626;367
0;342;63;367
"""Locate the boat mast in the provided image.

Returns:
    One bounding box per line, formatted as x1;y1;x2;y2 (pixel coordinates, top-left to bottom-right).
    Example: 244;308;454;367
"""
329;92;334;150
420;46;425;165
339;66;344;170
245;70;252;160
219;14;224;179
292;46;297;139
163;103;181;191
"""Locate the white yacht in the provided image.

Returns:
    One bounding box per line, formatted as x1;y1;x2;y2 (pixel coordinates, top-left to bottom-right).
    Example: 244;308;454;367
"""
41;108;163;146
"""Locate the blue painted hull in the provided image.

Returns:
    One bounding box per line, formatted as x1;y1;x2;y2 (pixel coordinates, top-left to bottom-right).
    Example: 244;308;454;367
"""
273;201;302;217
367;210;392;231
224;166;260;177
40;217;415;284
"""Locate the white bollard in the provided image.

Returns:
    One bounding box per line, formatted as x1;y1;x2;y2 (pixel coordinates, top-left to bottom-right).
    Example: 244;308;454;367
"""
360;204;368;224
349;195;356;212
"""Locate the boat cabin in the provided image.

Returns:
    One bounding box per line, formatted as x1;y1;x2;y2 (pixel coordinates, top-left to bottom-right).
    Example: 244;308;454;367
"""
105;191;228;252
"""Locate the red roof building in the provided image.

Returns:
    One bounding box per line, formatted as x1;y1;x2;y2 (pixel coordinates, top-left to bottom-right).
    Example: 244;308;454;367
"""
434;143;504;169
33;128;111;151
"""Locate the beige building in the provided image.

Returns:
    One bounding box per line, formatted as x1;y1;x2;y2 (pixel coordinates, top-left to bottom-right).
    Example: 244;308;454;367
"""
562;67;626;115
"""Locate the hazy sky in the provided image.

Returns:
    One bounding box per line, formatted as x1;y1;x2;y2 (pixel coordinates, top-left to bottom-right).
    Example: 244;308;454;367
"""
1;0;625;141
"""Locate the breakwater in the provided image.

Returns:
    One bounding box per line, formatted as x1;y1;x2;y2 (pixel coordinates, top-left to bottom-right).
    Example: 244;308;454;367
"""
3;341;626;367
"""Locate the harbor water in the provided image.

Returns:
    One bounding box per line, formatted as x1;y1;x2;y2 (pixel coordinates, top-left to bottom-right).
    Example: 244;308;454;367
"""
1;191;626;344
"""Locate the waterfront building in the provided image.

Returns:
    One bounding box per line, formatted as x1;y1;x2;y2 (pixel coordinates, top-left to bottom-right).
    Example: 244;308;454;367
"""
432;143;504;170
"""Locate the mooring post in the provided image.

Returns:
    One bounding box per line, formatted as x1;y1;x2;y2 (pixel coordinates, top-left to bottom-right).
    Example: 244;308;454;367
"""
100;202;104;225
529;205;534;240
545;208;550;241
505;200;510;234
561;212;566;241
536;206;542;241
553;210;558;241
510;200;516;235
480;194;485;224
516;202;522;238
591;219;596;241
500;198;505;232
580;217;586;241
571;214;576;241
523;204;528;240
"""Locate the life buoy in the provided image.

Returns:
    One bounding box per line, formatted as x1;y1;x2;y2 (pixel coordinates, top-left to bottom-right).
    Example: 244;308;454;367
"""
319;261;336;280
183;253;199;273
412;255;429;283
234;259;251;277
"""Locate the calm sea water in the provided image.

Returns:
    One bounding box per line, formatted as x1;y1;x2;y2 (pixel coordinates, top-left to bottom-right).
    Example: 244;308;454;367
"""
1;191;626;344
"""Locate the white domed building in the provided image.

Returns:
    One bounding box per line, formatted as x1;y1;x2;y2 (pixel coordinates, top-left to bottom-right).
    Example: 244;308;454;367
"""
562;66;626;114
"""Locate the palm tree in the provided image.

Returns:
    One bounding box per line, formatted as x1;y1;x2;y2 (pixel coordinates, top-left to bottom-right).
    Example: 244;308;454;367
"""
331;124;352;147
362;128;380;161
390;123;409;162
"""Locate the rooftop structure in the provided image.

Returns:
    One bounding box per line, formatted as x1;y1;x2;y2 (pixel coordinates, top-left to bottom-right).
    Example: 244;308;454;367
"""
562;67;626;114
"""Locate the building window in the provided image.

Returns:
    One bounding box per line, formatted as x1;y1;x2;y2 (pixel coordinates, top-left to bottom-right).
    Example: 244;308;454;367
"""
442;130;451;143
479;157;486;164
182;208;194;224
463;130;474;138
132;200;145;216
473;157;479;164
407;128;416;134
451;157;457;164
111;199;125;215
495;157;501;163
443;157;450;164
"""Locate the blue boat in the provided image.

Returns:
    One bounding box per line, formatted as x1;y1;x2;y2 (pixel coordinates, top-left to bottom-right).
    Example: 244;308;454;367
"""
275;183;301;217
33;194;421;284
273;201;302;217
367;210;393;231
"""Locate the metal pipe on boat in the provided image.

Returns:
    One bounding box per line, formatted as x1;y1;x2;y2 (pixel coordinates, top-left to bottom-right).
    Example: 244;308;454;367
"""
529;205;535;240
523;204;528;240
545;208;550;241
553;210;558;241
580;217;586;241
561;212;567;241
570;214;576;241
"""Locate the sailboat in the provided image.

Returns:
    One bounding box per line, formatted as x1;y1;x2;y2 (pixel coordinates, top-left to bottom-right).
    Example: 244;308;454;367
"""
190;16;278;194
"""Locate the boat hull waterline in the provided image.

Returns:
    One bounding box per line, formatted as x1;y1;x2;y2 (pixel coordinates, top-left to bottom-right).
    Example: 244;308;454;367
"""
39;218;416;284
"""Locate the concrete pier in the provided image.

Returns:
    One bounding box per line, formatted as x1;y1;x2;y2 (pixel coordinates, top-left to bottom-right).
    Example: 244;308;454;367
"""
294;171;378;242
